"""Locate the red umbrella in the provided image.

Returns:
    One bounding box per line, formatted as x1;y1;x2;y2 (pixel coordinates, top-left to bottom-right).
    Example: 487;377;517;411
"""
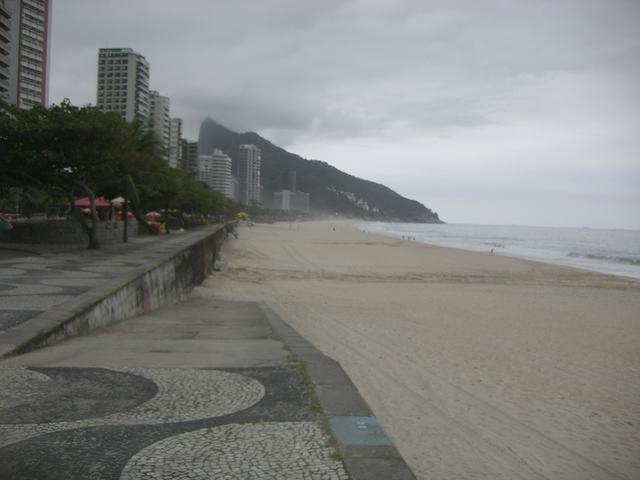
74;197;111;207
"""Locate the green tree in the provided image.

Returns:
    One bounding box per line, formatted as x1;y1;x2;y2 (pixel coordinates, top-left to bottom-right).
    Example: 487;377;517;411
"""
1;100;130;248
2;99;239;249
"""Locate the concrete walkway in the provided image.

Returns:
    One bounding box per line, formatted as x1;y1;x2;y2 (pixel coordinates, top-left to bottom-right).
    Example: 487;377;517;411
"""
0;297;415;479
0;226;416;479
0;225;227;358
0;231;190;332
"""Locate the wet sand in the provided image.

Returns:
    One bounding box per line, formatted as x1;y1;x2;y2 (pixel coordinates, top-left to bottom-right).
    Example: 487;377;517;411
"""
199;221;640;480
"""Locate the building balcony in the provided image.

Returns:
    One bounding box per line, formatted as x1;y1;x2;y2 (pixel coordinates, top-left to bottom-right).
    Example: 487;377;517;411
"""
22;26;44;40
21;30;44;45
21;17;44;31
22;38;43;51
23;7;45;23
21;49;42;62
20;59;42;71
23;0;46;13
20;94;43;106
20;66;41;78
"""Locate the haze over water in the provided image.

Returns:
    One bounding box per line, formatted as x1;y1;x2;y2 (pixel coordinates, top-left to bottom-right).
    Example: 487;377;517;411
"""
365;223;640;280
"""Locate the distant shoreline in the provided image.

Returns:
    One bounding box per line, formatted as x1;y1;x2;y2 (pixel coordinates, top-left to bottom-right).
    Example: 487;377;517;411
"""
359;221;640;282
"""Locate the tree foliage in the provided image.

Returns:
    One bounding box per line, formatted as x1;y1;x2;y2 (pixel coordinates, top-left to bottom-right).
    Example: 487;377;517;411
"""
1;100;234;249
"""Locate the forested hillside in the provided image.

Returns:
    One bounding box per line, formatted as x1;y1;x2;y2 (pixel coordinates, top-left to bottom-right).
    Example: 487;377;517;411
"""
198;118;442;223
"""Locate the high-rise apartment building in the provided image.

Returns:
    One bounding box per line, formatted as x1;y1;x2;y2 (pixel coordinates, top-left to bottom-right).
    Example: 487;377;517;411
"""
274;190;310;213
197;149;233;199
149;90;170;162
96;48;150;122
181;140;199;172
237;144;261;205
168;118;182;168
2;0;51;108
230;177;239;203
196;154;211;186
0;1;10;102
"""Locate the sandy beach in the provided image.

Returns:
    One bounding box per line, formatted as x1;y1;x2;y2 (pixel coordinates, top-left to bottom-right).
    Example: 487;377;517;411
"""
199;221;640;480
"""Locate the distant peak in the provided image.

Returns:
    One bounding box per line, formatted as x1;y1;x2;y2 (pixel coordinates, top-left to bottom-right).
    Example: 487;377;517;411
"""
198;117;240;155
200;117;234;131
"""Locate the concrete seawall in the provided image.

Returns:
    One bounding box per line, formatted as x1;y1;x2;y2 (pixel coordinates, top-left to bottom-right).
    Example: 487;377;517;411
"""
0;224;232;358
0;219;140;245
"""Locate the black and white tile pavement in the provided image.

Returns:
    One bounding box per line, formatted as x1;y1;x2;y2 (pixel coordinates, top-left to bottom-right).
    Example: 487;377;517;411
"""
0;365;349;480
0;235;187;332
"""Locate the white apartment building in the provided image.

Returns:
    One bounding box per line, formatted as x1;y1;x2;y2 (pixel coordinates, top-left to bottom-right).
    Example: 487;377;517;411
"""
96;48;150;122
197;154;210;185
237;144;261;205
168;118;182;168
197;149;233;199
230;177;239;203
149;90;170;162
1;0;51;108
274;190;310;213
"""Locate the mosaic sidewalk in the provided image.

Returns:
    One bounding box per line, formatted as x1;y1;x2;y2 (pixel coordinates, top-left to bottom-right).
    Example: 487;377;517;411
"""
0;365;348;480
0;232;198;332
0;299;353;480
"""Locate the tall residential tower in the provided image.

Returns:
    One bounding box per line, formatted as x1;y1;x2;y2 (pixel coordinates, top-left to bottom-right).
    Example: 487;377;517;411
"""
181;140;199;172
0;1;10;102
2;0;51;108
238;144;261;205
168;118;182;168
197;148;233;199
96;48;150;122
149;90;170;162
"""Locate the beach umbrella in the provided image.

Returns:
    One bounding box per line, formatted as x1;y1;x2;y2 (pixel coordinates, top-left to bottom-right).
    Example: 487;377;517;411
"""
74;197;111;208
146;211;162;218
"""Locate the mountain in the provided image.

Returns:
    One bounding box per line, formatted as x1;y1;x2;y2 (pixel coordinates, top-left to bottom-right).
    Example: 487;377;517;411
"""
198;117;443;223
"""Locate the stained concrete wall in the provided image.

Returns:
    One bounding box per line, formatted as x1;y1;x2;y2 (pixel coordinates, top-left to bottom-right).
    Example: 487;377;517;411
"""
5;224;231;356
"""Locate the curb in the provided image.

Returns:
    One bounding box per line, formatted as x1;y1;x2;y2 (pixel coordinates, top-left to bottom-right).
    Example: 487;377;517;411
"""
0;224;231;359
258;302;417;480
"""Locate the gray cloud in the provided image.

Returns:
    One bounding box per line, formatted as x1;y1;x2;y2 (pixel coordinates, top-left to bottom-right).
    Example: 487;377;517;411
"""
50;0;640;228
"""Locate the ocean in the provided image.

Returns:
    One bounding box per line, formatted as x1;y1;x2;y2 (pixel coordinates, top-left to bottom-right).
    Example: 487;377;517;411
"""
362;222;640;281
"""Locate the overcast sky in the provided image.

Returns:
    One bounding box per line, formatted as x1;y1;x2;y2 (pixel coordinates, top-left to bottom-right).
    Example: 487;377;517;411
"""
50;0;640;229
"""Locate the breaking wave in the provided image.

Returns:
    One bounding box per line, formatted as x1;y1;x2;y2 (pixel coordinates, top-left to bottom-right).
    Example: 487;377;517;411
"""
567;252;640;266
